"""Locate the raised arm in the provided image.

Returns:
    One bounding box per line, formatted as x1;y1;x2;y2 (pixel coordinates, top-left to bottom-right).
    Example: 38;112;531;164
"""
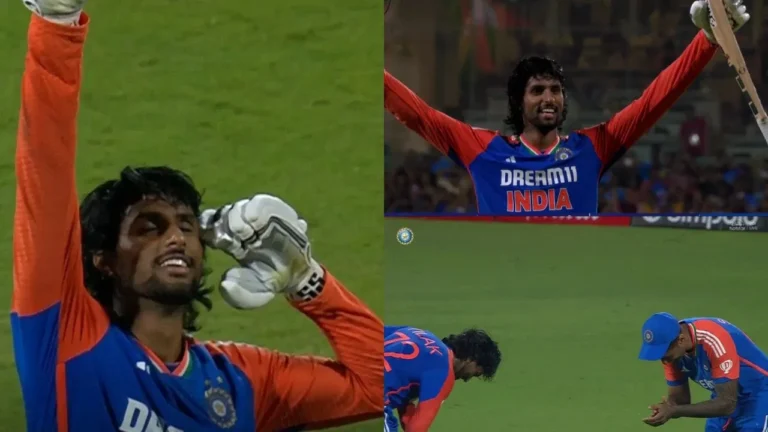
13;12;108;354
12;12;110;431
13;14;85;318
211;271;382;431
579;31;717;171
385;70;496;167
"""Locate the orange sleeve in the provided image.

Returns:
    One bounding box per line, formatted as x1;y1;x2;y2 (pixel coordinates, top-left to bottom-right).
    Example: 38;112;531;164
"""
13;13;109;363
578;31;717;171
403;378;454;432
209;270;383;431
398;403;417;425
384;69;497;167
695;321;740;382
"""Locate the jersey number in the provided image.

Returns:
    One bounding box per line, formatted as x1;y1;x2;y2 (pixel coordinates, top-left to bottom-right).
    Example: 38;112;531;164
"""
384;331;420;372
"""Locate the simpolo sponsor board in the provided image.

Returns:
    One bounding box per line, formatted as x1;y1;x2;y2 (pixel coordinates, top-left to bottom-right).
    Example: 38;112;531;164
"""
630;216;768;232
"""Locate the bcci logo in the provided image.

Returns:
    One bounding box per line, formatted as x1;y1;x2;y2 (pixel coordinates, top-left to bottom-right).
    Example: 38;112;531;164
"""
555;147;573;161
205;379;237;428
396;227;414;245
643;330;654;343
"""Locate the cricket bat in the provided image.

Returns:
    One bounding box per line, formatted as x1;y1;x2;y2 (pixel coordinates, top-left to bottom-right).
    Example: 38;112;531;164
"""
708;0;768;145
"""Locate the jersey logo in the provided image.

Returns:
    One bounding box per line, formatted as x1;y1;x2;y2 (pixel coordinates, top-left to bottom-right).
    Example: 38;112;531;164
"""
720;359;734;375
554;147;573;161
205;379;237;429
505;156;516;163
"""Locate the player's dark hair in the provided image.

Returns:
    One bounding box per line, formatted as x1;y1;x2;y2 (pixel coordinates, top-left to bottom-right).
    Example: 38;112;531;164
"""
80;166;213;333
443;328;501;381
504;56;569;135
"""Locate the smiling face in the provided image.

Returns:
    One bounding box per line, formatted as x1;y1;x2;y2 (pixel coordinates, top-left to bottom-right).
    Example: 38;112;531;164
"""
522;75;565;132
99;198;205;306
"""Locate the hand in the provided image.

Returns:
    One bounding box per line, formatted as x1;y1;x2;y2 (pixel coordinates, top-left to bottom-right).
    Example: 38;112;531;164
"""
643;397;677;427
200;194;325;309
23;0;85;25
690;0;750;44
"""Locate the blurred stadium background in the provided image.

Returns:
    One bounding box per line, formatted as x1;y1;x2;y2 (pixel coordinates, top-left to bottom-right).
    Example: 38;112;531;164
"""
384;0;768;214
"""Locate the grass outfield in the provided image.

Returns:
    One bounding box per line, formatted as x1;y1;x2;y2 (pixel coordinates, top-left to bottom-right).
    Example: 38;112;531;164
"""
0;2;382;430
385;218;767;432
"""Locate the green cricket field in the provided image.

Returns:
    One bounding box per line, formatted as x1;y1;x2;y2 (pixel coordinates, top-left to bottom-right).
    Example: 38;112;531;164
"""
0;1;383;430
385;218;767;431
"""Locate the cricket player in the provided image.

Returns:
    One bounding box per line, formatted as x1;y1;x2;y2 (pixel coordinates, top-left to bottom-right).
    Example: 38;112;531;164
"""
638;312;768;431
385;0;750;215
383;326;501;431
12;1;382;431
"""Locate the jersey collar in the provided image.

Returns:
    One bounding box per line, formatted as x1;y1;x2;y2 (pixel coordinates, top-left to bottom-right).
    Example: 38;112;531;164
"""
518;134;561;155
137;337;193;377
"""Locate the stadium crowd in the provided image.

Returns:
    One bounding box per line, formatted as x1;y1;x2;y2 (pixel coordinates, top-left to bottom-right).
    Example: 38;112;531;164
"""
384;0;768;214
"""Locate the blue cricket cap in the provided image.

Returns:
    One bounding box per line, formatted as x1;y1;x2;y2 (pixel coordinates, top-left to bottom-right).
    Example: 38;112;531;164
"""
638;312;681;361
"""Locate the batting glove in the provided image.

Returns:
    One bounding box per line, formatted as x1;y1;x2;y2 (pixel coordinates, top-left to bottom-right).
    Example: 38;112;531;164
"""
200;195;325;310
23;0;84;25
690;0;750;44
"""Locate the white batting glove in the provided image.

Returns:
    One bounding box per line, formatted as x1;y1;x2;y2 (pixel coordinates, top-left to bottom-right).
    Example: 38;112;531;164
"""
23;0;84;25
690;0;750;44
200;195;325;310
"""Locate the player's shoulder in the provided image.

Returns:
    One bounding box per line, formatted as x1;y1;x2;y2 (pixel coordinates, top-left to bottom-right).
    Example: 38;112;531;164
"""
686;317;732;330
409;327;443;343
195;339;266;362
562;130;598;146
471;126;501;137
386;325;419;337
689;318;738;350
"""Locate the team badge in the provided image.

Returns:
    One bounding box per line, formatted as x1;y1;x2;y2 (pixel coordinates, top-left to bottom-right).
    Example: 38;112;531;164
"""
643;330;654;343
205;379;237;428
396;227;414;245
554;147;573;161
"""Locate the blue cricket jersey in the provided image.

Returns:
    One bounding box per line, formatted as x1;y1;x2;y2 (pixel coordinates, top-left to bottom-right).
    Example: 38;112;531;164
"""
384;326;454;432
385;31;718;215
665;318;768;399
662;317;768;431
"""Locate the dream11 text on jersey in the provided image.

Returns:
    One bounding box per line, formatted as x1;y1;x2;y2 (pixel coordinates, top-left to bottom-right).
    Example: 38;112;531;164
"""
500;165;579;213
